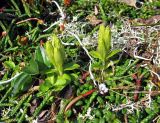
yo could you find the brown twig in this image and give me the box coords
[124,114,128,123]
[64,88,97,112]
[132,73,143,102]
[16,18,44,24]
[80,71,90,83]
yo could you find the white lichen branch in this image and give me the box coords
[89,60,97,86]
[43,21,61,32]
[133,47,152,61]
[67,30,94,62]
[0,72,23,85]
[146,83,153,108]
[43,0,65,32]
[52,0,65,19]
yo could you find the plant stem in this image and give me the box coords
[83,91,98,113]
[120,59,140,76]
[10,94,29,116]
[18,95,32,123]
[33,90,53,118]
[0,87,12,103]
[35,34,53,42]
[0,103,14,107]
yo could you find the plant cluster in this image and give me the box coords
[0,0,160,122]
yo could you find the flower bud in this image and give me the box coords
[45,41,56,66]
[54,47,64,75]
[97,25,111,62]
[45,34,65,75]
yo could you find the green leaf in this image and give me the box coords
[54,47,64,75]
[11,0,21,16]
[39,72,56,92]
[45,41,55,66]
[106,49,121,61]
[22,0,31,17]
[39,80,52,92]
[62,74,71,82]
[97,25,106,62]
[53,74,71,91]
[90,51,101,59]
[3,61,16,70]
[70,73,79,81]
[98,25,105,47]
[64,62,80,71]
[97,25,111,62]
[92,60,105,69]
[11,72,32,96]
[45,75,56,85]
[104,26,111,53]
[23,59,39,75]
[35,46,51,72]
[52,35,65,75]
[113,119,121,123]
[97,41,106,62]
[45,35,65,75]
[105,60,119,69]
[40,73,71,92]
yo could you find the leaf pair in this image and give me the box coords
[11,72,32,96]
[11,46,51,96]
[11,34,80,96]
[97,25,111,62]
[90,25,120,64]
[40,73,71,92]
[39,61,80,92]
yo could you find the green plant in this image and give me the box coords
[0,0,159,122]
[90,25,120,83]
[40,34,79,92]
[10,34,79,96]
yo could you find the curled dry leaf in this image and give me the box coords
[94,5,99,15]
[86,15,102,26]
[144,15,160,25]
[119,0,138,8]
[59,22,65,31]
[2,31,7,37]
[0,31,7,38]
[38,110,50,122]
[64,0,72,6]
[30,98,40,114]
[80,71,90,83]
[132,15,160,25]
[18,36,28,45]
[119,0,146,8]
[19,62,25,70]
[151,65,160,87]
[132,74,143,102]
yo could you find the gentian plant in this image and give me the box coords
[11,34,79,96]
[90,25,120,84]
[40,34,80,92]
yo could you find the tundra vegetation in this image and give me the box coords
[0,0,160,122]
